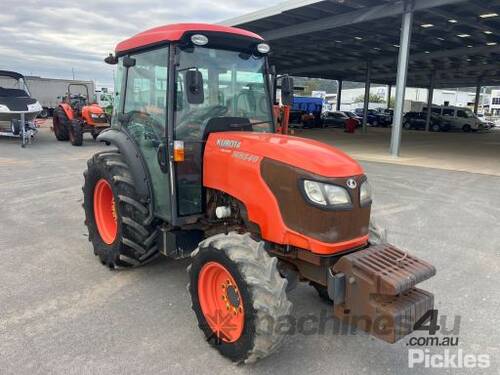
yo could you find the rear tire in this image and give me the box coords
[403,121,412,130]
[69,120,83,146]
[188,232,292,363]
[431,123,441,132]
[52,108,69,141]
[83,150,159,268]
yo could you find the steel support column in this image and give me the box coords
[336,80,343,111]
[390,1,414,156]
[473,81,481,114]
[362,64,371,133]
[387,85,392,108]
[425,73,434,132]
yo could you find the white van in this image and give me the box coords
[423,105,486,132]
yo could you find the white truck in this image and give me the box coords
[22,76,95,118]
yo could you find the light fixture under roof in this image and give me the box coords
[191,34,208,46]
[354,36,363,40]
[448,19,458,23]
[457,34,471,38]
[424,51,430,54]
[486,42,497,46]
[393,44,400,48]
[335,40,342,43]
[373,47,381,50]
[467,45,473,48]
[420,23,434,28]
[436,37,445,41]
[479,13,498,18]
[483,30,493,34]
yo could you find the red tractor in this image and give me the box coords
[52,84,109,146]
[83,23,436,363]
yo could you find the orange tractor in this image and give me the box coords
[83,23,436,363]
[53,84,109,146]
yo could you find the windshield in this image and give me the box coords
[0,76,30,97]
[464,109,475,118]
[174,46,273,140]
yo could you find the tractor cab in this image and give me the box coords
[104,24,281,223]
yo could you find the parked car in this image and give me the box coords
[339,110,363,124]
[403,112,449,132]
[476,113,495,129]
[354,108,391,127]
[321,111,353,128]
[423,105,486,132]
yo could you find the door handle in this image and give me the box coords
[157,142,169,173]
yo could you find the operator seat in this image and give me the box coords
[201,117,252,141]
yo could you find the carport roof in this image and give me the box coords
[221,0,500,88]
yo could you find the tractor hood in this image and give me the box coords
[208,131,363,178]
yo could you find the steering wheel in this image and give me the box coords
[175,105,228,139]
[123,110,164,143]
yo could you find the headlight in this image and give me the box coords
[0,104,9,112]
[303,180,351,207]
[360,180,372,204]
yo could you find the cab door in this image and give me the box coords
[118,47,172,221]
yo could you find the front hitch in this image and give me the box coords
[329,244,436,343]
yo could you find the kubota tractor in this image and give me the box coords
[83,23,436,363]
[53,84,109,146]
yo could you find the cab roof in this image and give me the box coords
[115,23,263,54]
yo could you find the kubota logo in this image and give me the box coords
[346,178,357,189]
[216,139,241,149]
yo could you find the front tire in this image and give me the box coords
[463,124,472,132]
[69,120,83,146]
[188,232,292,363]
[52,108,69,141]
[83,150,159,268]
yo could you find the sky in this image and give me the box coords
[0,0,281,89]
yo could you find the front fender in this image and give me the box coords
[97,128,151,202]
[59,103,74,120]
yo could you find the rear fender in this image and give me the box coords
[96,129,151,202]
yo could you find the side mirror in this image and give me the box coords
[185,70,204,105]
[104,53,118,65]
[281,76,294,106]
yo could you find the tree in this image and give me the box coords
[354,94,386,103]
[302,80,320,96]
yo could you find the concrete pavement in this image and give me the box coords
[0,125,499,374]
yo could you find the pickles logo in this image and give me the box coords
[216,139,241,149]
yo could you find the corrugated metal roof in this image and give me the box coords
[223,0,500,88]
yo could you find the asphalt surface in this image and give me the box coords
[0,125,499,374]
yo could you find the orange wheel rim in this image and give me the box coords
[198,262,245,343]
[93,179,117,244]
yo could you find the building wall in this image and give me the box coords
[490,90,500,115]
[337,86,490,111]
